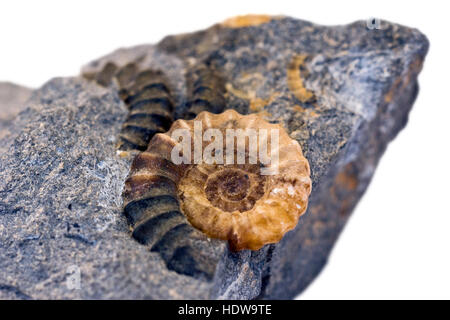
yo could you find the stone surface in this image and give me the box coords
[0,16,428,299]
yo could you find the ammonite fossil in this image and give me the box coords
[123,109,311,251]
[84,62,176,151]
[183,63,227,119]
[85,61,227,152]
[116,69,175,151]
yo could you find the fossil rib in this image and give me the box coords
[117,69,175,151]
[83,63,175,151]
[183,63,227,119]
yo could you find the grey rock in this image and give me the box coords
[0,16,428,299]
[0,78,212,299]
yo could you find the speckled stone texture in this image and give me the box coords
[0,16,428,299]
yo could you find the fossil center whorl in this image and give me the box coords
[209,169,250,201]
[204,167,266,212]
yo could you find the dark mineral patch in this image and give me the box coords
[0,15,428,299]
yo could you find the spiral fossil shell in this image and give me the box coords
[124,109,311,251]
[85,61,228,152]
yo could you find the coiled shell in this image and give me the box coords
[124,109,311,251]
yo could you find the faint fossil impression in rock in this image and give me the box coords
[287,54,316,104]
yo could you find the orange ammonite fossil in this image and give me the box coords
[123,109,311,251]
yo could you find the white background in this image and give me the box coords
[1,0,449,299]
